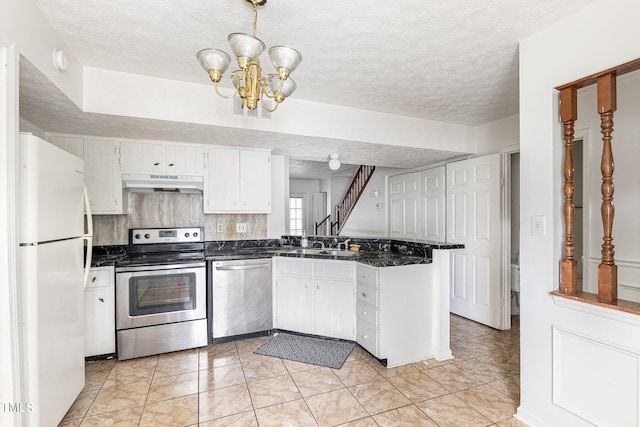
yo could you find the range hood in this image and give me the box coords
[122,173,204,193]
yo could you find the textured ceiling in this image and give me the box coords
[32,0,597,125]
[20,0,598,177]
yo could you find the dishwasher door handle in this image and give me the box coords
[215,264,271,271]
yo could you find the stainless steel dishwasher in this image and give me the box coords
[209,258,273,340]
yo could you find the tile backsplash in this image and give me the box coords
[92,192,267,245]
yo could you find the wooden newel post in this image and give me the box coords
[560,86,578,295]
[597,73,618,304]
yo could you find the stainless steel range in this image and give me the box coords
[115,227,208,360]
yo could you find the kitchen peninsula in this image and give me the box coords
[205,236,460,367]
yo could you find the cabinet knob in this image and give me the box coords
[98,297,104,302]
[362,292,367,298]
[363,274,368,278]
[362,311,367,316]
[154,162,160,166]
[92,276,97,282]
[168,163,174,167]
[363,334,368,340]
[316,285,320,290]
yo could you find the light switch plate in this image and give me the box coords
[531,215,546,237]
[236,223,247,233]
[216,223,223,233]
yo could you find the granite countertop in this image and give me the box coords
[91,253,127,267]
[90,245,128,267]
[206,246,432,267]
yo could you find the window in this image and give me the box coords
[289,197,303,235]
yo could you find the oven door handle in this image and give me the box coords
[215,263,271,271]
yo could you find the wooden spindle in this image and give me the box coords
[560,86,579,295]
[597,73,618,304]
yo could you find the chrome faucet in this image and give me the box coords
[312,240,325,249]
[337,239,351,250]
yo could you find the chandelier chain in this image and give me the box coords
[252,0,258,38]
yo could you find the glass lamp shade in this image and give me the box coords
[228,33,266,61]
[268,76,297,97]
[268,45,302,74]
[328,159,341,170]
[196,49,231,73]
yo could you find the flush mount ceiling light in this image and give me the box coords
[196,0,302,113]
[328,153,341,170]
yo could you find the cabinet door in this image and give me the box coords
[314,279,355,340]
[240,150,271,212]
[84,267,115,357]
[275,275,313,334]
[84,139,127,214]
[165,144,206,174]
[120,141,164,172]
[205,148,240,212]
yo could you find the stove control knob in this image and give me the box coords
[144,233,151,239]
[134,234,141,239]
[184,232,190,238]
[193,232,198,238]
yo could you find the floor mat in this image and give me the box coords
[254,333,356,369]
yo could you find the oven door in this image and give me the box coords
[116,263,206,330]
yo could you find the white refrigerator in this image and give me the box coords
[19,133,93,427]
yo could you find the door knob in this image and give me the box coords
[98,297,104,302]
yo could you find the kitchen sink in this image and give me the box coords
[287,248,356,257]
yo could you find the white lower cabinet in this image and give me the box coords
[84,266,116,357]
[356,262,435,368]
[274,274,314,334]
[273,257,355,341]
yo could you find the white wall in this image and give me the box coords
[340,168,395,237]
[475,114,519,155]
[518,0,640,425]
[267,154,287,239]
[575,74,640,301]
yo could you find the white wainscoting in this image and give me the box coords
[552,325,640,427]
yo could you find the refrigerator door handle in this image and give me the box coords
[83,185,93,289]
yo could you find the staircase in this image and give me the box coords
[333,165,376,235]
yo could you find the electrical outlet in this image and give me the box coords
[216,223,223,233]
[236,223,247,233]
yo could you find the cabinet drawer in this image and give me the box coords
[356,299,379,327]
[357,317,379,357]
[314,259,354,280]
[276,257,313,276]
[356,282,378,307]
[356,264,379,288]
[86,268,111,289]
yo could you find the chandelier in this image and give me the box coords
[196,0,302,112]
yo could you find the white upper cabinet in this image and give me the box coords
[120,141,205,174]
[164,144,206,174]
[84,139,128,214]
[50,135,127,215]
[205,147,271,213]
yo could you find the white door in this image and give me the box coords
[447,153,502,329]
[422,166,446,242]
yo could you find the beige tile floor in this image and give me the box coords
[59,315,527,427]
